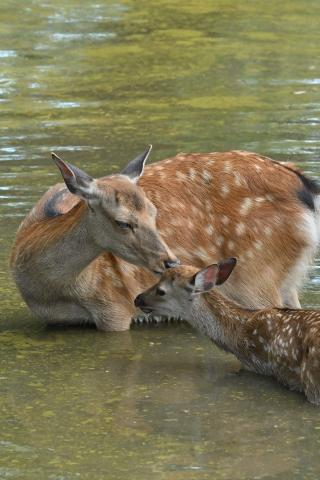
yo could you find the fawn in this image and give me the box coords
[11,148,320,330]
[135,258,320,405]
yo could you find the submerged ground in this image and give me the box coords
[1,0,320,478]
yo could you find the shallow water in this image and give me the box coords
[1,0,320,478]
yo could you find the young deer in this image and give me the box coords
[11,149,320,330]
[135,258,320,405]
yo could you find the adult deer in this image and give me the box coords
[11,148,320,330]
[135,259,320,405]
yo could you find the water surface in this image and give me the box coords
[1,1,320,478]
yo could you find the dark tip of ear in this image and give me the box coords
[51,152,63,163]
[121,145,153,179]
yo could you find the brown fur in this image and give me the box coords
[11,200,87,265]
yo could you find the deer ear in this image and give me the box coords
[191,258,237,293]
[191,264,219,294]
[121,145,152,183]
[52,153,95,200]
[216,257,237,285]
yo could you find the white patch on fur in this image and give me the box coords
[228,240,235,251]
[254,240,263,251]
[280,210,319,306]
[266,193,274,202]
[205,225,214,235]
[221,185,230,197]
[233,171,243,187]
[216,235,224,247]
[202,170,212,183]
[221,215,230,225]
[224,161,232,172]
[240,197,253,215]
[235,222,245,236]
[176,171,186,181]
[189,168,196,180]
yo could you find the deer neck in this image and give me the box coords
[190,291,252,353]
[17,202,105,283]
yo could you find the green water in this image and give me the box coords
[1,0,320,478]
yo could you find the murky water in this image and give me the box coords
[1,0,320,478]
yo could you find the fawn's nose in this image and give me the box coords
[134,294,146,308]
[164,258,180,269]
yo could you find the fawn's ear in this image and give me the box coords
[121,145,152,183]
[52,153,95,200]
[216,257,237,285]
[191,257,237,293]
[192,264,220,293]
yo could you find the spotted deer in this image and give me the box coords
[135,258,320,405]
[11,149,320,330]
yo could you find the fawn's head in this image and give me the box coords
[52,146,178,274]
[135,258,237,317]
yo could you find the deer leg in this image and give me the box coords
[92,303,136,332]
[301,342,320,405]
[31,301,92,326]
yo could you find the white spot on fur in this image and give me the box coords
[266,193,274,202]
[202,170,212,183]
[235,222,245,236]
[233,171,243,187]
[205,225,214,235]
[176,171,186,181]
[221,185,230,197]
[240,197,253,215]
[224,161,232,172]
[264,226,273,236]
[216,235,224,247]
[228,240,235,251]
[221,215,230,226]
[254,240,263,251]
[189,168,196,180]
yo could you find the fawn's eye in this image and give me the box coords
[156,288,166,296]
[115,220,132,230]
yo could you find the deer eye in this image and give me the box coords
[115,220,132,230]
[156,288,166,296]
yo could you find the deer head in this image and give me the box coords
[135,258,237,316]
[52,146,179,274]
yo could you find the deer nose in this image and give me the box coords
[164,258,180,269]
[134,294,146,308]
